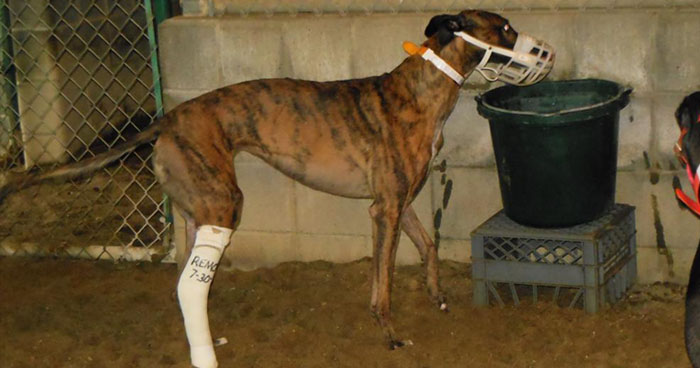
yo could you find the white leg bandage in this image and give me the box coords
[177,225,233,368]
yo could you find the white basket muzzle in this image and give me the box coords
[455,31,555,86]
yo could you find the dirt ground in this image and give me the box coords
[0,256,691,368]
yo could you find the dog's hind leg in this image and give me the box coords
[401,205,446,311]
[170,208,197,302]
[175,209,197,274]
[153,133,243,368]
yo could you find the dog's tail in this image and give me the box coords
[0,120,163,205]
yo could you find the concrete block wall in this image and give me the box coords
[159,6,700,283]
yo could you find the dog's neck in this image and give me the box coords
[423,36,483,85]
[388,37,482,116]
[379,37,483,164]
[393,38,480,98]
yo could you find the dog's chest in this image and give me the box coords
[427,92,459,163]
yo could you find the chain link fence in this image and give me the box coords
[0,0,173,261]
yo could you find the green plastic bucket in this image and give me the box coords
[476,79,632,227]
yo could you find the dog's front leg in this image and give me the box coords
[369,200,405,349]
[401,205,447,311]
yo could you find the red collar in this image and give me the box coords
[675,117,700,216]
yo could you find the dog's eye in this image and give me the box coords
[503,24,510,32]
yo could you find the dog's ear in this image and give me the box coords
[425,15,460,37]
[425,14,473,45]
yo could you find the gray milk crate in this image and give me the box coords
[470,204,636,313]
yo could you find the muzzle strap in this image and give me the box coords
[402,41,465,85]
[454,31,555,86]
[402,31,554,87]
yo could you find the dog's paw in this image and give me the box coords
[432,294,449,313]
[389,339,413,350]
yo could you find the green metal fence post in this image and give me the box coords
[0,0,17,162]
[152,0,172,25]
[145,0,173,227]
[145,0,166,119]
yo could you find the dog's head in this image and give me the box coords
[425,11,516,55]
[424,10,554,86]
[675,92,700,171]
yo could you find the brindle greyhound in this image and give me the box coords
[674,92,700,367]
[0,10,538,349]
